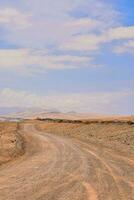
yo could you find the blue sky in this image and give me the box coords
[0,0,134,114]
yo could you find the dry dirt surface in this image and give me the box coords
[0,122,23,165]
[0,122,134,200]
[37,120,134,156]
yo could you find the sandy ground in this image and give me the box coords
[36,121,134,157]
[0,122,133,200]
[0,122,23,165]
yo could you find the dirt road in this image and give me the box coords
[0,123,133,200]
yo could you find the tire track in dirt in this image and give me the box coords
[0,123,133,200]
[74,139,134,199]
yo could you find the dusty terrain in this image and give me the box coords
[0,120,133,199]
[36,119,134,156]
[0,122,23,165]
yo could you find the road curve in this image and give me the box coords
[0,123,133,200]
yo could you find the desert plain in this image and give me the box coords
[0,116,134,200]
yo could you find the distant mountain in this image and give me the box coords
[0,107,50,117]
[67,111,77,114]
[0,107,101,120]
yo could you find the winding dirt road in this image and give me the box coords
[0,123,134,200]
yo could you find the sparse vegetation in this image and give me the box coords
[37,117,134,125]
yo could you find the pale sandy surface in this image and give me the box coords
[0,122,23,165]
[0,121,133,199]
[37,121,134,156]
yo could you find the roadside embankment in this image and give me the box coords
[0,122,24,165]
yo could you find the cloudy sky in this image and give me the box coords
[0,0,134,114]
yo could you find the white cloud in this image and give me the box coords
[0,0,120,49]
[0,49,92,74]
[1,26,134,75]
[24,0,119,25]
[113,40,134,54]
[0,88,133,114]
[0,1,133,76]
[0,8,31,29]
[65,18,101,32]
[107,26,134,40]
[61,26,134,52]
[60,34,104,51]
